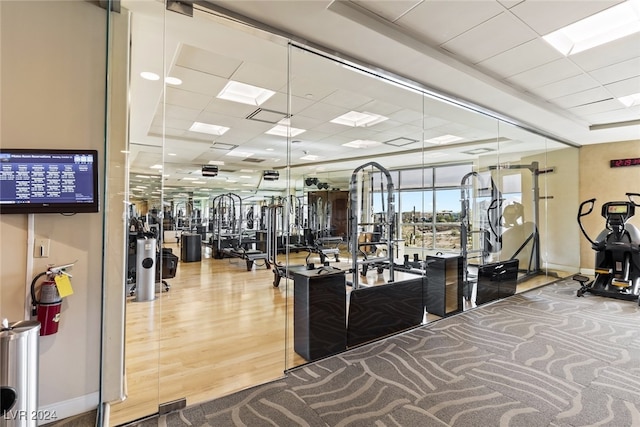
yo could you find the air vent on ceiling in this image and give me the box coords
[243,158,265,163]
[246,108,288,124]
[384,137,418,147]
[211,142,238,151]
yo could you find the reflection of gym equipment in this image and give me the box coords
[271,197,344,287]
[460,171,500,299]
[210,193,270,271]
[349,161,395,288]
[487,162,556,280]
[126,217,175,297]
[574,193,640,302]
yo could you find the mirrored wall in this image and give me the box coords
[106,2,579,425]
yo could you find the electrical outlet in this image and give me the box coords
[35,238,50,258]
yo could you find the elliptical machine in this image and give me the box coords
[574,193,640,302]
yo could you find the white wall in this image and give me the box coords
[0,0,106,418]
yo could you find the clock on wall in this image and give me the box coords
[610,158,640,168]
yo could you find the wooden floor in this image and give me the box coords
[108,243,567,426]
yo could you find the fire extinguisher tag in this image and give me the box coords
[54,274,74,298]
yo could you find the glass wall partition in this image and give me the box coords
[105,2,580,425]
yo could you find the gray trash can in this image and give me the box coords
[1,319,40,427]
[135,237,157,302]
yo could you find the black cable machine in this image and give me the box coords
[574,192,640,302]
[211,192,270,271]
[348,161,395,289]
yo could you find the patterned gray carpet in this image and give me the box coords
[132,279,640,427]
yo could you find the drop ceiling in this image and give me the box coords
[122,0,640,202]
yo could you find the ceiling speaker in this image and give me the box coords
[202,165,218,177]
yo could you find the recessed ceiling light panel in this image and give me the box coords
[425,134,464,145]
[330,111,389,127]
[189,122,230,136]
[618,92,640,107]
[225,150,254,158]
[266,124,306,137]
[342,139,380,148]
[217,80,275,106]
[543,0,640,56]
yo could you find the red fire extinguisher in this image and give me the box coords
[31,272,63,336]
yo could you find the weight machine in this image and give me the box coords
[349,162,395,289]
[486,161,556,280]
[459,171,501,298]
[210,193,270,270]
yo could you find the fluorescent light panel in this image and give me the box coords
[618,92,640,107]
[425,134,463,145]
[189,122,230,136]
[301,154,319,161]
[217,80,275,106]
[543,0,640,56]
[226,151,254,158]
[330,111,388,127]
[342,139,380,148]
[266,124,306,137]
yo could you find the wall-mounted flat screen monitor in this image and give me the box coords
[0,149,99,214]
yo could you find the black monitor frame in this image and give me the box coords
[0,148,100,214]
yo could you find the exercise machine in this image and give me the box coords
[210,193,270,271]
[349,161,395,289]
[574,192,640,301]
[459,171,501,299]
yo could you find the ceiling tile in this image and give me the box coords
[395,0,505,45]
[478,38,563,78]
[550,87,613,109]
[163,104,201,122]
[441,12,538,64]
[498,0,525,8]
[568,98,626,116]
[175,44,242,79]
[590,57,640,86]
[203,98,255,118]
[569,33,640,71]
[168,66,229,97]
[350,0,422,22]
[604,76,640,98]
[320,89,373,109]
[584,107,640,124]
[507,58,583,90]
[509,0,623,35]
[165,87,212,111]
[230,62,288,92]
[533,73,600,100]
